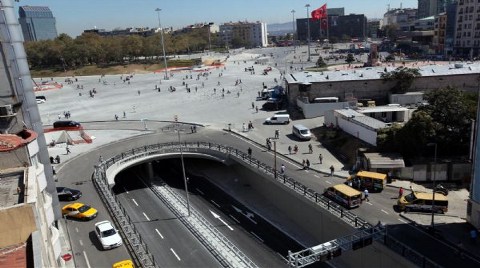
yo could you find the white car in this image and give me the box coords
[94,220,123,250]
[36,99,45,104]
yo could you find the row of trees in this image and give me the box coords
[25,28,220,70]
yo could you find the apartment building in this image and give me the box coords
[219,21,268,48]
[453,0,480,58]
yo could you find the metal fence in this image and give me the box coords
[93,141,441,268]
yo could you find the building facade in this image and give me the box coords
[418,0,455,19]
[433,13,447,54]
[382,8,418,31]
[18,6,58,41]
[219,21,267,48]
[1,1,61,267]
[297,14,367,42]
[453,0,480,58]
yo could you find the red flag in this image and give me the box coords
[311,4,327,21]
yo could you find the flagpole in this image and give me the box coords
[306,4,311,62]
[326,12,329,42]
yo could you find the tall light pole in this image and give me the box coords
[207,22,214,52]
[427,142,437,230]
[273,141,277,179]
[155,8,169,80]
[305,4,311,62]
[177,124,191,217]
[291,9,296,48]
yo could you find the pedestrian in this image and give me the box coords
[275,129,279,139]
[66,146,71,155]
[293,145,298,154]
[364,189,369,202]
[251,102,255,109]
[319,153,323,164]
[280,164,286,175]
[398,187,404,198]
[115,114,119,121]
[247,147,252,158]
[52,166,56,175]
[288,145,292,154]
[255,106,259,113]
[329,165,334,176]
[306,159,310,170]
[302,159,306,170]
[308,143,313,154]
[123,111,126,118]
[55,155,61,164]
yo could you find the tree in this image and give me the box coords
[316,56,327,68]
[345,53,355,66]
[381,67,421,93]
[377,87,476,158]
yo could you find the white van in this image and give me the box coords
[292,124,312,140]
[265,114,290,125]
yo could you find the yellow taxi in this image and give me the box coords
[62,202,98,220]
[112,259,134,268]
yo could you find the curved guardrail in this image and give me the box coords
[93,141,440,268]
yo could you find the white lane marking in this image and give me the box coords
[132,199,139,206]
[143,212,150,221]
[155,229,164,239]
[251,232,264,243]
[196,188,205,195]
[398,218,407,223]
[210,210,234,231]
[381,209,389,215]
[229,215,240,224]
[314,175,320,178]
[211,200,221,208]
[325,180,332,184]
[365,202,373,205]
[75,227,79,233]
[123,186,129,194]
[170,248,181,261]
[83,251,92,268]
[79,240,83,246]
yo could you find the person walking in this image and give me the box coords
[306,159,310,170]
[329,165,335,176]
[302,159,306,170]
[398,187,404,198]
[251,102,255,109]
[247,147,252,158]
[66,146,71,155]
[275,129,279,139]
[364,189,370,202]
[293,145,298,154]
[308,143,313,154]
[280,164,286,175]
[319,153,323,164]
[255,106,259,113]
[288,146,292,154]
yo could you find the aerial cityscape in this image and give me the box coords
[1,0,480,268]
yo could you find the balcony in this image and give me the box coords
[0,130,37,152]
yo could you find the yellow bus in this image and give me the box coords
[397,191,448,214]
[324,184,362,209]
[346,171,387,192]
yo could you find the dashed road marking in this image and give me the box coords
[75,227,79,233]
[211,200,221,208]
[325,180,332,184]
[143,212,150,221]
[155,228,164,239]
[398,218,407,223]
[314,175,320,178]
[170,248,181,261]
[251,232,264,243]
[196,188,205,195]
[229,215,240,224]
[381,209,389,215]
[83,251,92,268]
[132,199,139,206]
[79,240,83,246]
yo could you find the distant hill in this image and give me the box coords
[267,22,294,36]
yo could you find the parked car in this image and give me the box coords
[62,203,98,220]
[56,187,82,201]
[95,220,123,250]
[53,120,81,128]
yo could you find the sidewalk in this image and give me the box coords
[230,127,480,262]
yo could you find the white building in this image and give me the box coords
[219,21,268,48]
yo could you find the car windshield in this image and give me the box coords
[78,205,91,213]
[300,129,309,134]
[102,228,116,237]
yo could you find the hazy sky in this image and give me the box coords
[15,0,417,37]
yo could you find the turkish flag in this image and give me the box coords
[311,4,327,21]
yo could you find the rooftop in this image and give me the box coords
[286,62,480,84]
[0,169,25,208]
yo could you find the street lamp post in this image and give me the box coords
[155,8,169,80]
[427,142,437,230]
[273,141,277,179]
[291,10,296,49]
[305,4,311,62]
[177,124,191,216]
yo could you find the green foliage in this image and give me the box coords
[345,53,355,65]
[377,87,477,158]
[381,67,421,93]
[316,56,327,68]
